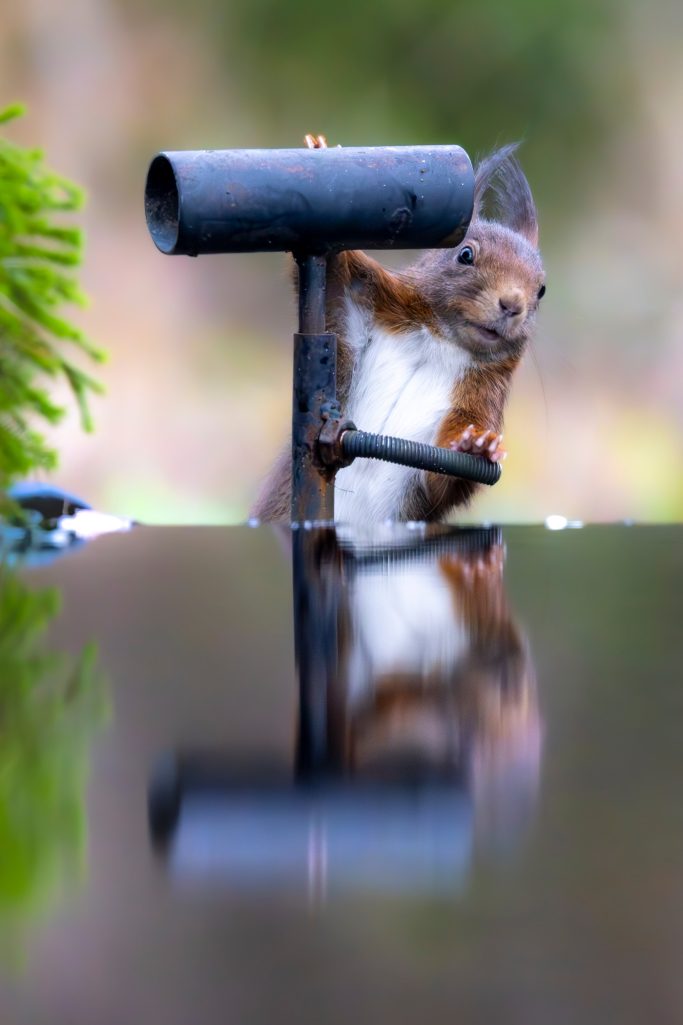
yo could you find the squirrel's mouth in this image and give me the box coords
[466,322,501,343]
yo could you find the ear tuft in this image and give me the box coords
[473,144,538,247]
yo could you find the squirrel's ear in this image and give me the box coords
[472,144,539,247]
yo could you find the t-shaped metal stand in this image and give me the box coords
[145,144,502,522]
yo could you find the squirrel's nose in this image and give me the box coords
[499,291,525,318]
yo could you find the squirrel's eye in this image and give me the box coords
[538,284,546,300]
[457,245,475,266]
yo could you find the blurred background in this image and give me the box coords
[1,0,681,524]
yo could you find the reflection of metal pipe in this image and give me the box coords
[148,757,472,895]
[293,529,341,778]
[337,525,504,569]
[145,146,473,256]
[147,526,539,894]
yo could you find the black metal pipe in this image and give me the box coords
[145,146,474,256]
[291,255,336,522]
[297,253,327,334]
[341,430,502,486]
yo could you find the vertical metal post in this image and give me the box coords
[291,253,336,523]
[297,252,327,335]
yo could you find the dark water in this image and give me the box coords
[1,523,682,1024]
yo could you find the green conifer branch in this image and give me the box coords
[0,104,106,512]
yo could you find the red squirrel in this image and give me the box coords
[253,136,545,523]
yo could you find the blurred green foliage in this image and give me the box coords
[167,0,631,216]
[0,564,107,962]
[0,105,104,511]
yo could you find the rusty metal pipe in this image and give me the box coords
[291,253,336,522]
[145,146,474,256]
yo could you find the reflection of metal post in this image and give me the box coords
[147,526,540,893]
[291,255,336,523]
[292,529,341,778]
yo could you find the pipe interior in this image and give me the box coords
[144,155,180,254]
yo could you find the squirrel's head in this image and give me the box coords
[415,145,545,361]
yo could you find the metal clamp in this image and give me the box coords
[318,403,357,471]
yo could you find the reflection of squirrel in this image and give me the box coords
[253,136,545,523]
[329,534,541,848]
[336,541,537,773]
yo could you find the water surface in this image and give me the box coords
[1,524,681,1024]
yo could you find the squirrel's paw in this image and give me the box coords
[442,541,506,585]
[449,425,507,463]
[304,133,328,149]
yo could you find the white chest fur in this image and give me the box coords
[334,301,470,522]
[345,561,469,707]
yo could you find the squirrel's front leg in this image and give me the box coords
[423,415,507,518]
[449,424,506,464]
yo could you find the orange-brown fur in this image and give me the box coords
[427,358,520,513]
[329,538,537,782]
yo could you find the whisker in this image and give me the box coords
[528,339,548,437]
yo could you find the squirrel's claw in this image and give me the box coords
[304,133,328,149]
[450,426,507,463]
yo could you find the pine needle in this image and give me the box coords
[0,105,104,500]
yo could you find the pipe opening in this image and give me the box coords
[145,155,180,254]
